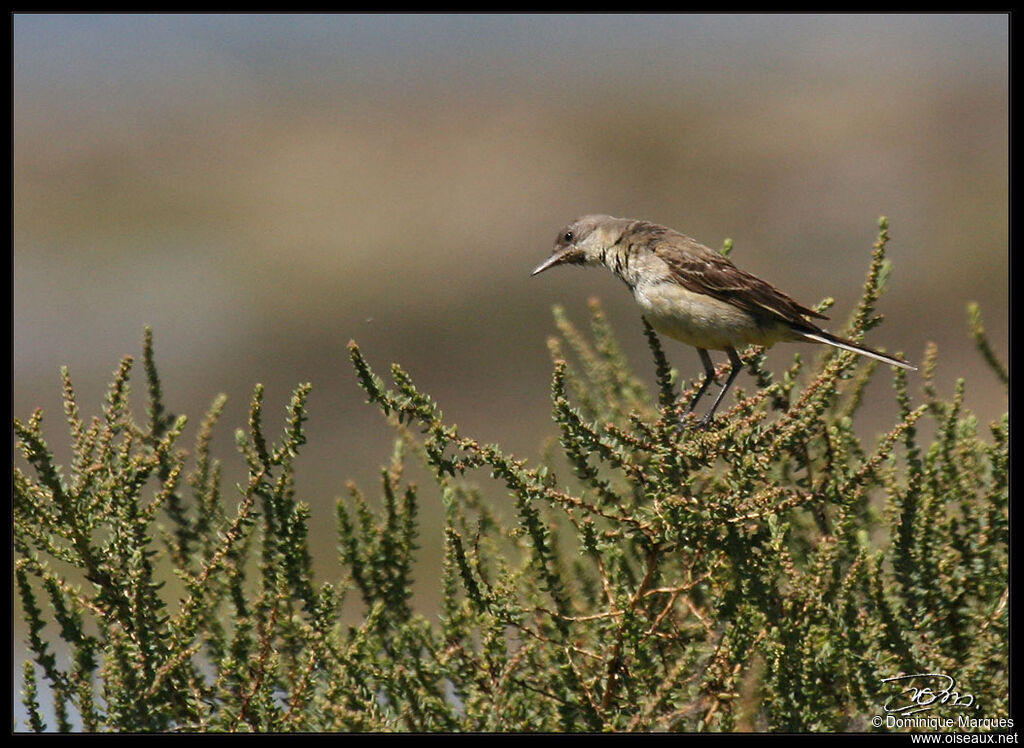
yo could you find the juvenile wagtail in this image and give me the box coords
[532,215,915,427]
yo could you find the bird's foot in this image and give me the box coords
[676,411,715,434]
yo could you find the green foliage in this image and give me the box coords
[15,222,1008,732]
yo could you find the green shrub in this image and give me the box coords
[14,221,1008,732]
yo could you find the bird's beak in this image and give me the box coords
[531,249,571,277]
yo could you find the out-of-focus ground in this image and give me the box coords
[14,15,1007,624]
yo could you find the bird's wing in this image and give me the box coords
[655,238,829,325]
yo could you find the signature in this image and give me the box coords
[880,673,977,716]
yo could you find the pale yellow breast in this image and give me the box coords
[632,279,791,351]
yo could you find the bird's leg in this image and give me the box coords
[693,347,743,429]
[685,349,718,414]
[677,349,717,430]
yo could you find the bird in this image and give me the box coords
[532,215,915,428]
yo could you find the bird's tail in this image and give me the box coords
[799,329,916,371]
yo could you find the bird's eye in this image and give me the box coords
[563,231,574,243]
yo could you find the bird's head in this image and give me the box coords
[531,215,631,276]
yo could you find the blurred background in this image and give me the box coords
[14,14,1007,630]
